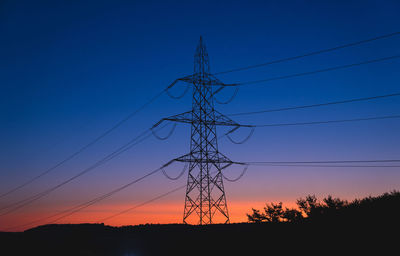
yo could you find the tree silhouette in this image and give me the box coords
[296,195,319,218]
[263,202,284,222]
[247,202,303,223]
[246,208,266,223]
[247,191,399,223]
[282,208,303,222]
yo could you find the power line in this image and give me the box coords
[222,115,399,140]
[98,185,186,223]
[0,88,167,199]
[162,163,188,180]
[249,114,400,128]
[1,162,175,231]
[47,164,170,224]
[227,92,400,116]
[222,165,249,182]
[0,128,151,214]
[235,55,400,86]
[247,164,400,168]
[0,126,156,216]
[220,162,400,184]
[214,31,400,75]
[243,159,400,165]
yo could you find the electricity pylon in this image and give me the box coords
[153,37,248,224]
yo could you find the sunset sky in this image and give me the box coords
[1,0,400,231]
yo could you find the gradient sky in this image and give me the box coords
[1,0,400,231]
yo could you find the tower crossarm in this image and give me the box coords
[176,73,238,87]
[152,110,253,129]
[173,152,243,170]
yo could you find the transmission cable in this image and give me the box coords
[233,55,400,86]
[248,114,400,128]
[243,159,400,165]
[215,87,239,104]
[227,92,400,117]
[221,161,400,182]
[245,164,400,168]
[151,123,177,140]
[222,164,249,182]
[221,115,400,145]
[0,88,167,199]
[0,124,169,216]
[2,161,175,231]
[161,163,188,180]
[166,82,190,99]
[226,127,255,144]
[214,31,400,75]
[0,128,151,214]
[98,185,186,223]
[47,163,173,224]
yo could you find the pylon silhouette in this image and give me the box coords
[153,37,248,224]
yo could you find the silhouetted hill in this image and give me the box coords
[1,191,399,255]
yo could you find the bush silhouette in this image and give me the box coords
[247,190,399,223]
[247,202,303,222]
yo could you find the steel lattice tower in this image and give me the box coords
[182,37,229,224]
[154,37,245,224]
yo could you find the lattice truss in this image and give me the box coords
[153,37,249,224]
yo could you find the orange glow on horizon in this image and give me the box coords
[2,200,298,232]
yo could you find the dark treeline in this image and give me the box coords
[1,191,398,255]
[247,190,400,224]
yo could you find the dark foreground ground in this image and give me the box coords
[0,219,398,256]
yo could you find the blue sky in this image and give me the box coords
[1,0,399,228]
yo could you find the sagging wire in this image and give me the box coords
[222,164,249,182]
[166,79,190,99]
[162,162,188,180]
[215,86,239,104]
[2,160,176,231]
[226,126,255,144]
[151,122,177,140]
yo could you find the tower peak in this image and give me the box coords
[194,36,210,74]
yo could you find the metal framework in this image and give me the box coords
[154,37,247,224]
